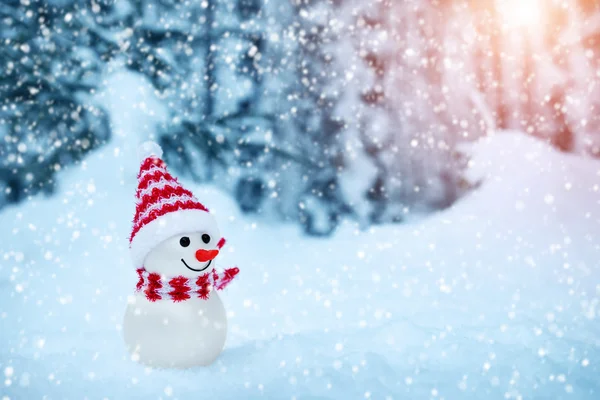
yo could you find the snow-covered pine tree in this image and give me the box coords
[325,0,395,225]
[0,0,111,208]
[274,0,348,235]
[100,0,284,215]
[328,0,475,225]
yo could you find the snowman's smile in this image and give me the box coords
[181,258,212,272]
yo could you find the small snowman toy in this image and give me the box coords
[123,142,239,368]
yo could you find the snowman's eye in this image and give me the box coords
[201,234,211,244]
[179,237,191,247]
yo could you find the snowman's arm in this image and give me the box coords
[211,267,239,290]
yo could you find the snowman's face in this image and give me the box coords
[144,227,222,277]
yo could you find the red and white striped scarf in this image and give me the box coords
[135,267,239,302]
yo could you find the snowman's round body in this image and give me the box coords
[123,289,227,368]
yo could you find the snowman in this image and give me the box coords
[123,142,239,368]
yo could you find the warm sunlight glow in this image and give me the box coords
[499,0,545,29]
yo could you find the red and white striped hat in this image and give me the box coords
[129,142,217,268]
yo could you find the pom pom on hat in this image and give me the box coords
[138,141,163,163]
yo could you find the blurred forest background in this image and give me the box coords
[1,0,599,235]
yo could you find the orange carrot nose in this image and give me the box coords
[195,249,219,262]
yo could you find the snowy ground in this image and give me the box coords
[1,72,600,399]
